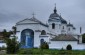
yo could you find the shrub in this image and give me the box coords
[5,37,20,54]
[66,45,72,50]
[40,42,49,49]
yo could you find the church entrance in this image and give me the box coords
[21,29,34,48]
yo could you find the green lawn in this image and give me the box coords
[0,48,85,55]
[17,48,85,55]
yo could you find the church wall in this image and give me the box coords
[61,24,67,34]
[49,41,85,50]
[79,35,82,43]
[15,24,40,45]
[39,35,50,43]
[16,32,21,42]
[34,24,49,48]
[67,26,73,34]
[34,31,41,48]
[16,23,49,48]
[48,21,61,35]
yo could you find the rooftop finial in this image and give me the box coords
[32,12,35,18]
[80,27,82,34]
[54,3,57,13]
[69,20,70,24]
[55,3,56,8]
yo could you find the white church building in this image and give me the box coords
[1,6,85,50]
[15,6,85,50]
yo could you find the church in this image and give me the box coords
[15,6,85,50]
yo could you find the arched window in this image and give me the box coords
[68,28,70,31]
[41,30,46,35]
[52,23,55,29]
[40,39,44,44]
[66,44,72,50]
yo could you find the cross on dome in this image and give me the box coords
[54,3,57,13]
[32,12,35,18]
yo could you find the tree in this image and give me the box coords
[12,26,17,35]
[2,29,12,38]
[2,28,19,54]
[82,33,85,43]
[5,37,20,54]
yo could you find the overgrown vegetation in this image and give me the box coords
[17,48,85,55]
[5,37,20,54]
[40,42,49,49]
[0,26,20,54]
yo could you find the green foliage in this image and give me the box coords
[5,37,20,54]
[17,48,85,55]
[1,27,18,54]
[66,45,72,50]
[82,33,85,43]
[18,49,33,54]
[2,29,12,38]
[12,26,17,35]
[40,42,49,49]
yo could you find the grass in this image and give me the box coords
[0,48,85,55]
[17,48,85,55]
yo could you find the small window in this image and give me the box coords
[52,23,55,29]
[68,28,70,31]
[41,30,46,35]
[40,39,44,44]
[63,26,64,29]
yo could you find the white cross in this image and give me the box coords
[32,12,35,17]
[55,3,56,7]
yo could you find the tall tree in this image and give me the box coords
[82,33,85,43]
[12,26,17,36]
[5,37,20,54]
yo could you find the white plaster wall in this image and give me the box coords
[79,35,82,43]
[67,26,72,34]
[61,24,67,34]
[49,41,85,50]
[15,23,48,48]
[16,32,21,42]
[48,21,61,35]
[39,35,50,43]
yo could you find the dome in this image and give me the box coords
[60,16,67,24]
[61,20,67,24]
[48,6,67,24]
[49,6,60,18]
[49,13,60,18]
[67,23,73,27]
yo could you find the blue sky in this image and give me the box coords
[0,0,85,34]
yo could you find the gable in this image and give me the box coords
[16,18,39,25]
[16,18,48,27]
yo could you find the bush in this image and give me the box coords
[40,42,49,49]
[5,37,20,54]
[66,45,72,50]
